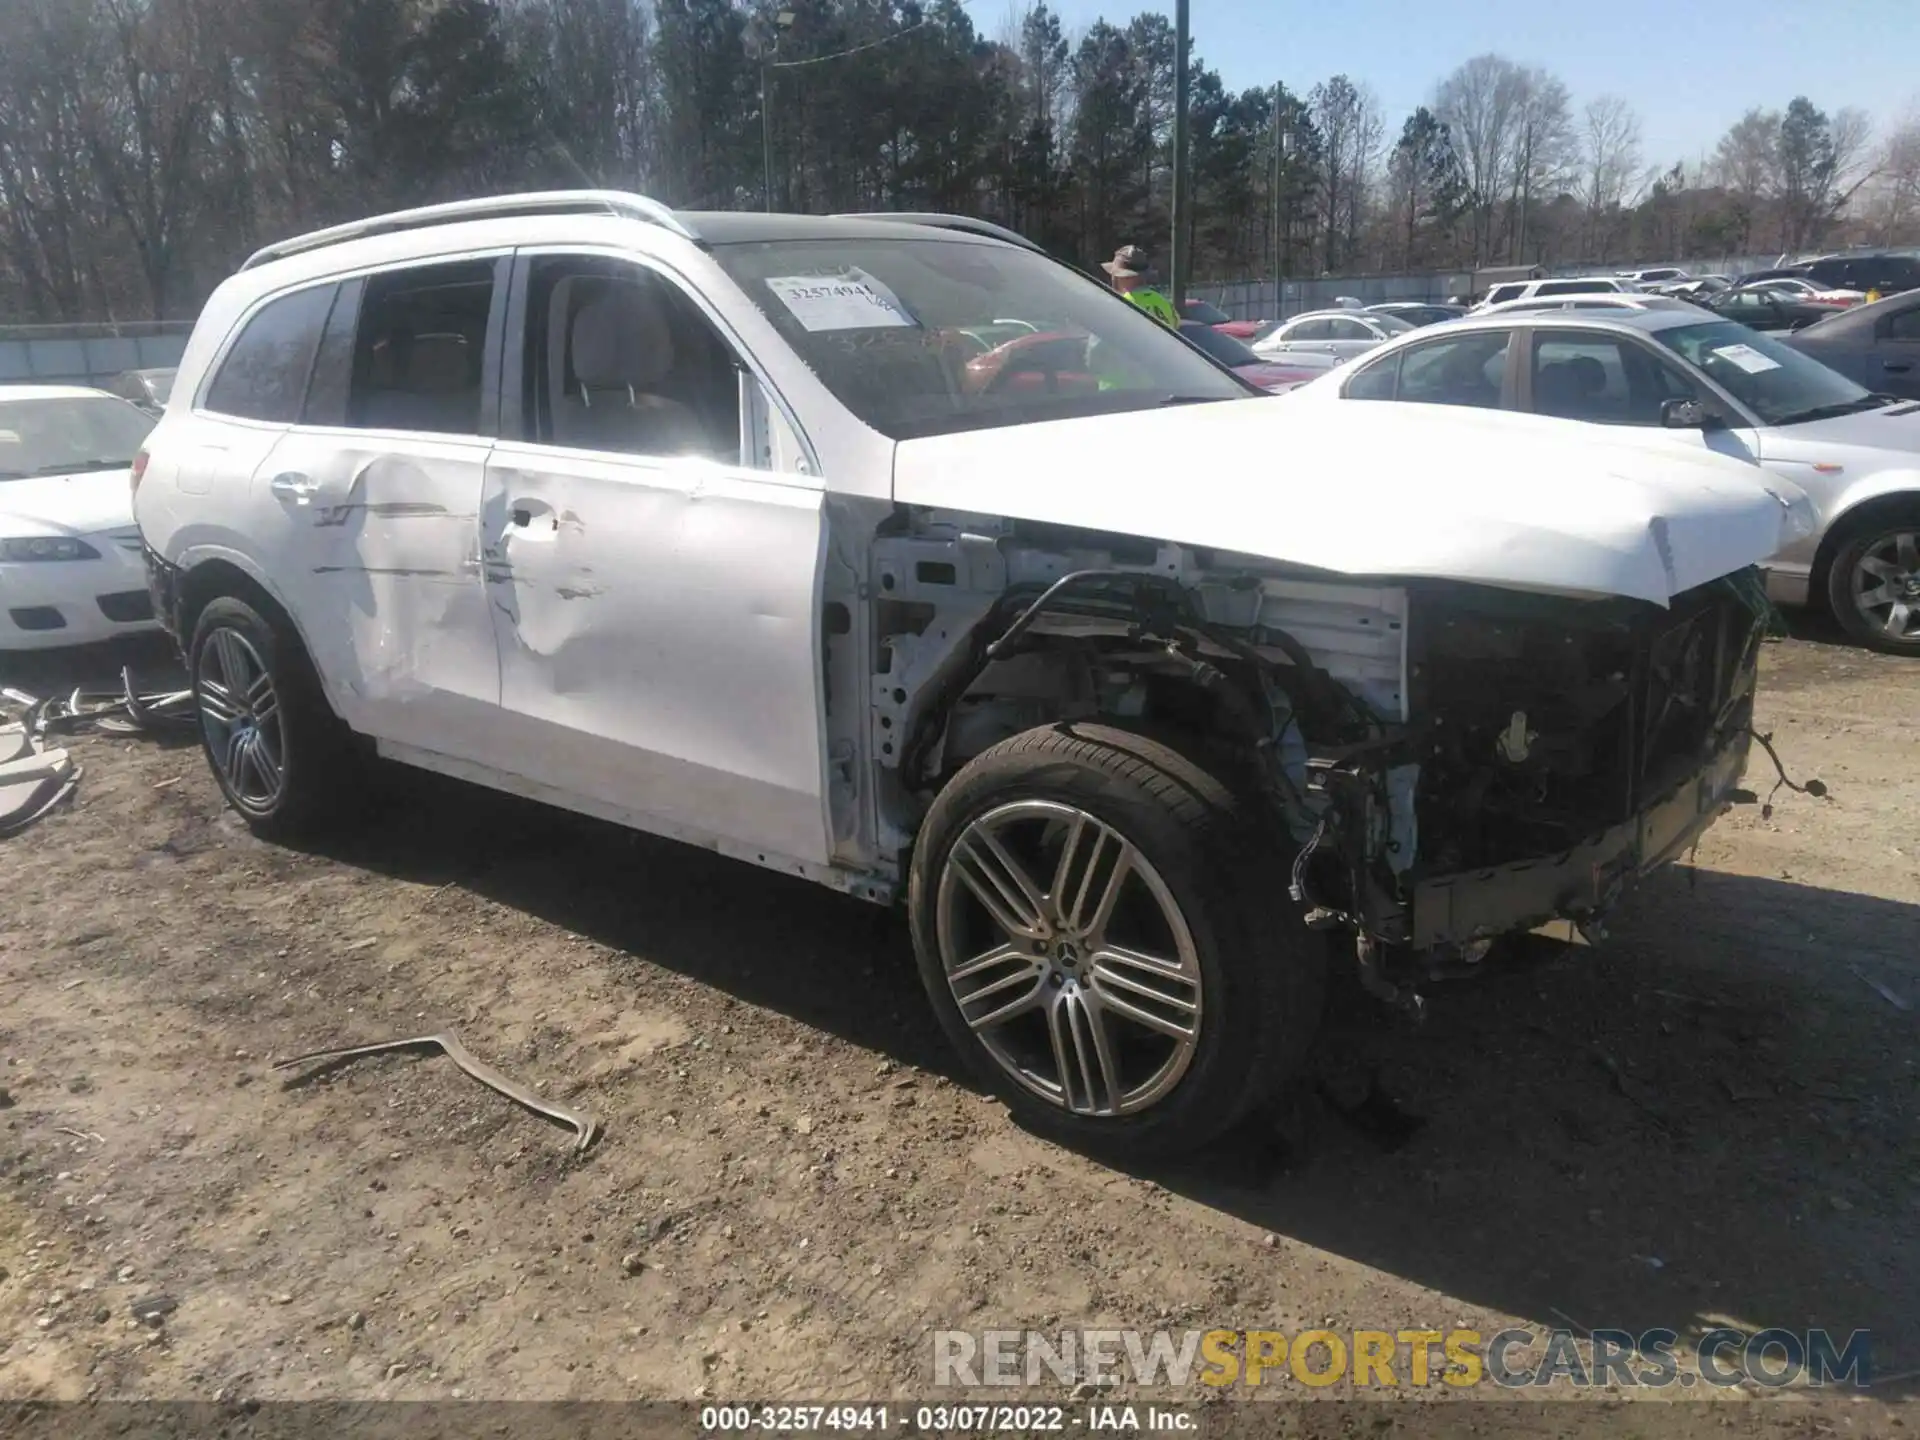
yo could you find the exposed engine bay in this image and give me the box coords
[853,511,1769,1007]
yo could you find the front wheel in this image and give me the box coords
[1826,509,1920,656]
[907,724,1325,1157]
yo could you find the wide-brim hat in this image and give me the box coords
[1102,245,1149,278]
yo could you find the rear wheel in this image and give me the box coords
[188,595,361,838]
[1826,507,1920,656]
[908,724,1326,1157]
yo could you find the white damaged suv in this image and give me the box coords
[135,193,1810,1156]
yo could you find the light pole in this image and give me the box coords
[760,10,795,213]
[1169,0,1190,307]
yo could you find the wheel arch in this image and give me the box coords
[1808,479,1920,610]
[175,551,346,721]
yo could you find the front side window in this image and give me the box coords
[346,261,496,435]
[1650,320,1882,426]
[515,255,743,461]
[0,395,156,480]
[1286,318,1332,341]
[1528,332,1697,424]
[203,284,335,423]
[1486,284,1525,305]
[713,236,1247,439]
[1329,317,1375,342]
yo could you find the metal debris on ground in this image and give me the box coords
[1848,964,1913,1013]
[272,1032,602,1153]
[0,668,196,840]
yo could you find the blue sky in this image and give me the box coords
[1019,0,1917,166]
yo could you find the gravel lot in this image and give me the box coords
[1,621,1914,1416]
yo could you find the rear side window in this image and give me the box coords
[347,261,497,435]
[203,284,335,422]
[1398,332,1510,407]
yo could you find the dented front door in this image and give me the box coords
[477,445,833,866]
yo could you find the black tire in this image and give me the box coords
[907,722,1327,1158]
[1824,504,1920,656]
[187,594,362,839]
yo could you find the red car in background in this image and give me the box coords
[1180,297,1264,339]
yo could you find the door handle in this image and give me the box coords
[269,471,319,505]
[1885,361,1913,373]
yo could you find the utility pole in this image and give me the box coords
[1270,83,1284,317]
[1169,0,1190,307]
[760,10,796,213]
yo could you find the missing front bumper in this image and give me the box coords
[1406,726,1752,949]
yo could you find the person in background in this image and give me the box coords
[1101,245,1177,327]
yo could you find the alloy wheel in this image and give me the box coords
[196,627,286,811]
[1849,530,1920,643]
[933,800,1203,1118]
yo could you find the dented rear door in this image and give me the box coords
[255,259,512,766]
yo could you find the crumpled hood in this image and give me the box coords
[0,468,136,539]
[892,399,1806,605]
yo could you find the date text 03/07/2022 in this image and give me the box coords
[698,1403,1199,1432]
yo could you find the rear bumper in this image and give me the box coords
[1763,563,1811,609]
[144,543,182,642]
[1408,724,1751,948]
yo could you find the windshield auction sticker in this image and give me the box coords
[765,269,917,331]
[1710,342,1781,374]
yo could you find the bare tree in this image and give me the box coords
[1433,53,1526,264]
[1860,101,1920,243]
[1504,67,1573,262]
[1579,95,1641,256]
[1308,74,1381,272]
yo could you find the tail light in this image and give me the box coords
[130,448,150,499]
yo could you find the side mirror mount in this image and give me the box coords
[1660,397,1712,430]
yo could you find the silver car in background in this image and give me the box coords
[1251,307,1413,362]
[1287,307,1920,654]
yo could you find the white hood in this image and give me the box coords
[892,400,1806,605]
[0,467,136,538]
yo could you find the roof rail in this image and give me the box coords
[239,190,698,272]
[833,212,1051,257]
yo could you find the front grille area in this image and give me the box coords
[97,590,155,623]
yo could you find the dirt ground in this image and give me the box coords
[0,618,1915,1417]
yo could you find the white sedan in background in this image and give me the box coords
[1286,308,1920,653]
[0,385,161,649]
[1250,308,1413,361]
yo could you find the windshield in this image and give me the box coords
[1178,322,1259,367]
[0,395,156,480]
[1182,299,1232,325]
[1651,320,1881,426]
[713,237,1250,439]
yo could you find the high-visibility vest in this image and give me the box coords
[1125,287,1178,327]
